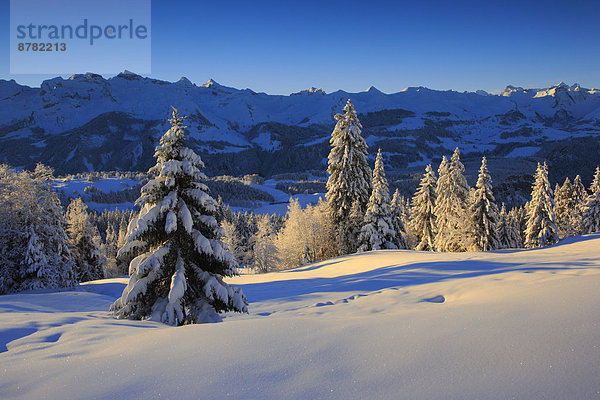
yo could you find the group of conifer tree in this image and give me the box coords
[220,100,600,274]
[2,102,599,326]
[324,100,600,255]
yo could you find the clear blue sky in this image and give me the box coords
[1,0,599,94]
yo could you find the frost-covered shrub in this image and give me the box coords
[0,164,75,294]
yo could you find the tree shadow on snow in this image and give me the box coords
[241,258,598,303]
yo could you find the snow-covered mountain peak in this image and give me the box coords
[203,78,219,88]
[116,70,142,80]
[2,74,600,176]
[292,87,326,96]
[365,86,383,94]
[177,77,194,86]
[68,73,104,82]
[531,82,591,105]
[501,85,528,96]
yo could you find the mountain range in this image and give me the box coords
[1,71,599,203]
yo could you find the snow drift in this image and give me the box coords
[1,234,600,399]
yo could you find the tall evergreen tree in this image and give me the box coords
[470,157,500,251]
[496,204,509,249]
[390,189,407,236]
[581,166,600,233]
[347,199,364,253]
[525,162,558,248]
[66,197,107,282]
[410,164,437,251]
[435,149,471,252]
[507,207,524,248]
[358,149,403,251]
[571,175,588,234]
[111,108,247,325]
[554,177,574,236]
[325,99,372,254]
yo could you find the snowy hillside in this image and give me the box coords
[1,73,600,186]
[2,234,600,399]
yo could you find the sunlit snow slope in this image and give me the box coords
[1,234,600,399]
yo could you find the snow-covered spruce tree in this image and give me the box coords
[581,166,600,233]
[110,108,247,325]
[410,164,437,251]
[469,157,500,251]
[326,99,372,255]
[496,204,509,249]
[506,207,524,248]
[498,204,523,249]
[66,197,107,282]
[104,222,118,259]
[554,177,574,236]
[347,199,364,252]
[112,214,133,276]
[390,189,408,248]
[434,149,471,252]
[433,156,450,251]
[358,149,402,251]
[571,174,588,234]
[525,162,559,248]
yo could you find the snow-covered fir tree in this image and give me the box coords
[110,108,247,325]
[469,157,500,251]
[434,149,471,252]
[554,177,574,236]
[497,204,523,249]
[525,162,558,248]
[0,164,75,294]
[325,99,372,255]
[506,207,524,248]
[104,222,118,260]
[571,174,588,234]
[390,189,408,244]
[112,215,133,276]
[358,149,403,251]
[433,156,450,250]
[496,204,509,249]
[410,164,437,251]
[581,166,600,233]
[347,199,364,252]
[66,197,107,282]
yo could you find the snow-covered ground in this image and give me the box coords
[2,234,600,399]
[53,177,140,196]
[231,179,325,215]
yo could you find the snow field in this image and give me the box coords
[1,234,600,399]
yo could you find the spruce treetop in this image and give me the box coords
[325,99,371,254]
